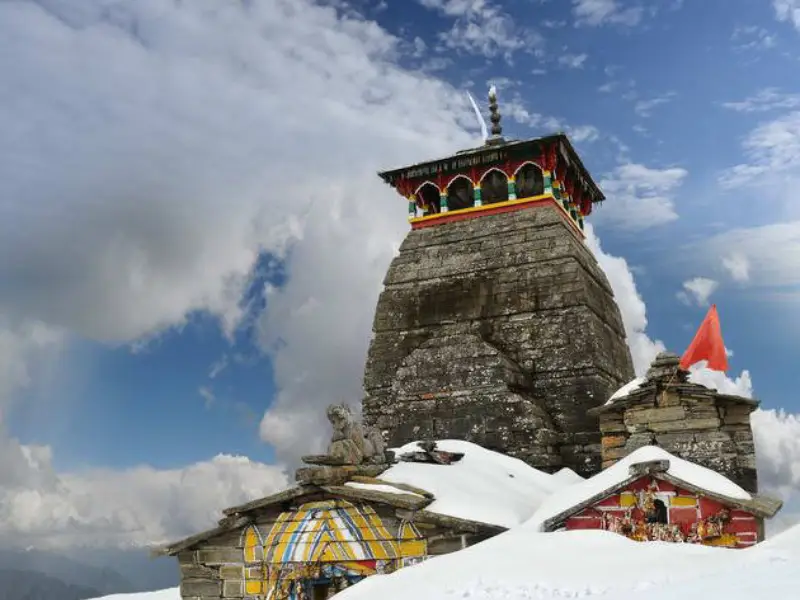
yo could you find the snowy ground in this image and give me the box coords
[95,525,800,600]
[97,441,798,600]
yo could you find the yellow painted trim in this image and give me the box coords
[409,193,554,224]
[670,496,698,507]
[619,492,637,507]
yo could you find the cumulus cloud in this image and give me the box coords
[0,0,475,547]
[752,409,800,533]
[593,163,687,231]
[774,0,800,30]
[585,225,665,375]
[677,277,719,306]
[0,452,288,550]
[753,409,800,499]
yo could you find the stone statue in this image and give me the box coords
[325,403,386,465]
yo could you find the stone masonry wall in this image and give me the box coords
[596,352,759,493]
[362,203,635,477]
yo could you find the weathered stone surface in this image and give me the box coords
[597,351,761,493]
[623,406,686,425]
[362,206,634,476]
[601,434,627,450]
[181,578,221,597]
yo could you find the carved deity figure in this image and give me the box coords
[326,403,386,465]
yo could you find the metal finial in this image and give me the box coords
[487,85,503,143]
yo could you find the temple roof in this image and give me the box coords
[152,440,578,557]
[591,351,760,415]
[377,132,605,203]
[530,446,783,532]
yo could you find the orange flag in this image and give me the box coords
[679,304,728,372]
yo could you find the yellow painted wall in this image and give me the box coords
[240,499,427,598]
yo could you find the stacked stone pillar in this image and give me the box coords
[590,352,759,493]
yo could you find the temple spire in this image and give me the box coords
[487,85,504,145]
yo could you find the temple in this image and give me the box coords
[362,87,635,477]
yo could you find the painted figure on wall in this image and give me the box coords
[568,477,757,548]
[241,499,427,600]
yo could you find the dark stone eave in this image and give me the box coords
[377,132,605,202]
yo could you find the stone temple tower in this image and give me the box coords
[362,89,635,477]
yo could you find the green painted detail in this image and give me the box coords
[440,194,449,211]
[508,180,517,200]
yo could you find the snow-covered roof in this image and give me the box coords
[155,440,582,556]
[605,376,645,404]
[528,446,781,530]
[379,440,580,529]
[604,355,755,407]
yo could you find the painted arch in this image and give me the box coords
[241,499,427,598]
[445,174,474,211]
[513,162,545,199]
[479,168,509,205]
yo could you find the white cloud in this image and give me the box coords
[774,0,800,30]
[718,111,800,190]
[558,53,588,69]
[732,26,778,51]
[565,124,600,143]
[0,450,288,550]
[585,225,665,376]
[752,409,800,516]
[722,88,800,113]
[572,0,643,27]
[0,0,479,547]
[677,277,719,306]
[722,254,751,282]
[701,223,800,291]
[593,163,687,231]
[634,92,676,117]
[417,0,539,60]
[198,386,215,409]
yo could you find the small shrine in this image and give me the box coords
[155,405,506,600]
[534,446,782,548]
[377,86,604,233]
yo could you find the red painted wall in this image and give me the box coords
[563,476,759,548]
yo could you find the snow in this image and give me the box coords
[529,445,752,531]
[102,444,793,600]
[344,481,424,497]
[605,376,645,404]
[112,524,800,600]
[379,440,579,528]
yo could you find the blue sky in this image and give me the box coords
[2,0,800,549]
